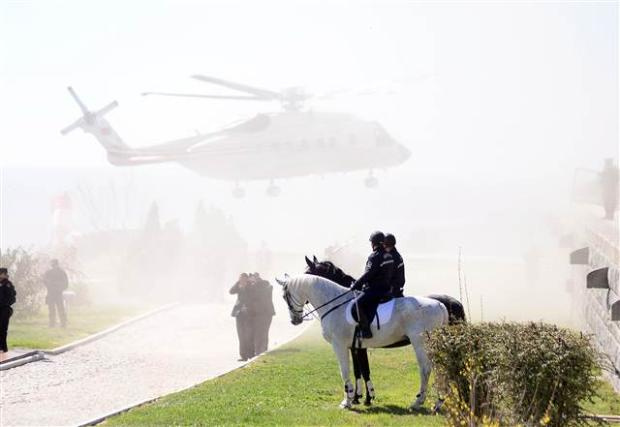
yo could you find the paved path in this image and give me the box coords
[0,303,302,426]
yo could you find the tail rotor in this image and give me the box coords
[61,87,127,154]
[61,87,119,135]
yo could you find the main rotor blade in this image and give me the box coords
[191,75,280,99]
[142,91,266,101]
[95,101,119,116]
[67,86,90,115]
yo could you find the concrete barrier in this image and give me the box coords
[0,351,45,371]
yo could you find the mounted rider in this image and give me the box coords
[350,231,394,338]
[384,233,405,298]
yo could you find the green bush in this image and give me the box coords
[426,322,601,426]
[0,247,45,318]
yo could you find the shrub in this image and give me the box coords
[0,247,45,318]
[426,322,601,426]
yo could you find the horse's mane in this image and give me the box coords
[288,273,347,297]
[324,261,356,283]
[306,259,356,288]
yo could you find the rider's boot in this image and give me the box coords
[357,310,373,339]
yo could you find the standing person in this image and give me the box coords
[252,273,275,355]
[230,273,254,361]
[0,268,16,362]
[350,231,394,338]
[384,233,406,298]
[42,259,68,328]
[601,158,619,220]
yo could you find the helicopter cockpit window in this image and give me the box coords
[226,114,271,134]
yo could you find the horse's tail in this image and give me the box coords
[426,294,466,325]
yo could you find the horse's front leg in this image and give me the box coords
[333,343,354,409]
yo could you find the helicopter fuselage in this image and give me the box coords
[62,87,411,185]
[176,111,410,181]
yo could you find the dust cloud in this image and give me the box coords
[1,2,617,327]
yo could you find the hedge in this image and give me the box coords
[426,322,601,426]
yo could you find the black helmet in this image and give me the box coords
[369,231,385,246]
[385,233,396,247]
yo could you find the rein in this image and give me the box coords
[320,296,356,320]
[303,288,354,319]
[285,285,354,320]
[302,264,358,320]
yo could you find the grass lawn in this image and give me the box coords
[109,326,444,426]
[8,305,146,349]
[588,380,620,416]
[106,324,620,426]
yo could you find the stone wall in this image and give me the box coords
[569,215,620,390]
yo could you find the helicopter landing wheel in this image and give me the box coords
[232,186,246,198]
[266,182,281,197]
[364,173,378,188]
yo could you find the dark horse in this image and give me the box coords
[304,255,466,406]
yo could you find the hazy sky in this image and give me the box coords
[1,0,617,251]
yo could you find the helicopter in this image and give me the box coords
[61,75,411,197]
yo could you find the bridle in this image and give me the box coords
[282,285,305,316]
[281,279,355,321]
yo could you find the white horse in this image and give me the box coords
[278,274,449,410]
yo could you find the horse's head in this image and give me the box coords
[304,255,355,288]
[276,275,305,325]
[304,255,329,276]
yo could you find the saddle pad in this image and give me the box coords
[345,298,396,326]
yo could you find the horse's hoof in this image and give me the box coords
[352,396,362,405]
[339,399,352,409]
[364,395,374,406]
[409,401,424,411]
[432,399,444,414]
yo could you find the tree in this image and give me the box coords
[0,247,45,318]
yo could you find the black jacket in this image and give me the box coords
[352,248,394,293]
[389,248,406,297]
[43,267,68,297]
[0,279,16,307]
[230,281,251,317]
[253,280,276,317]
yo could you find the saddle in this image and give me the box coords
[346,297,396,328]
